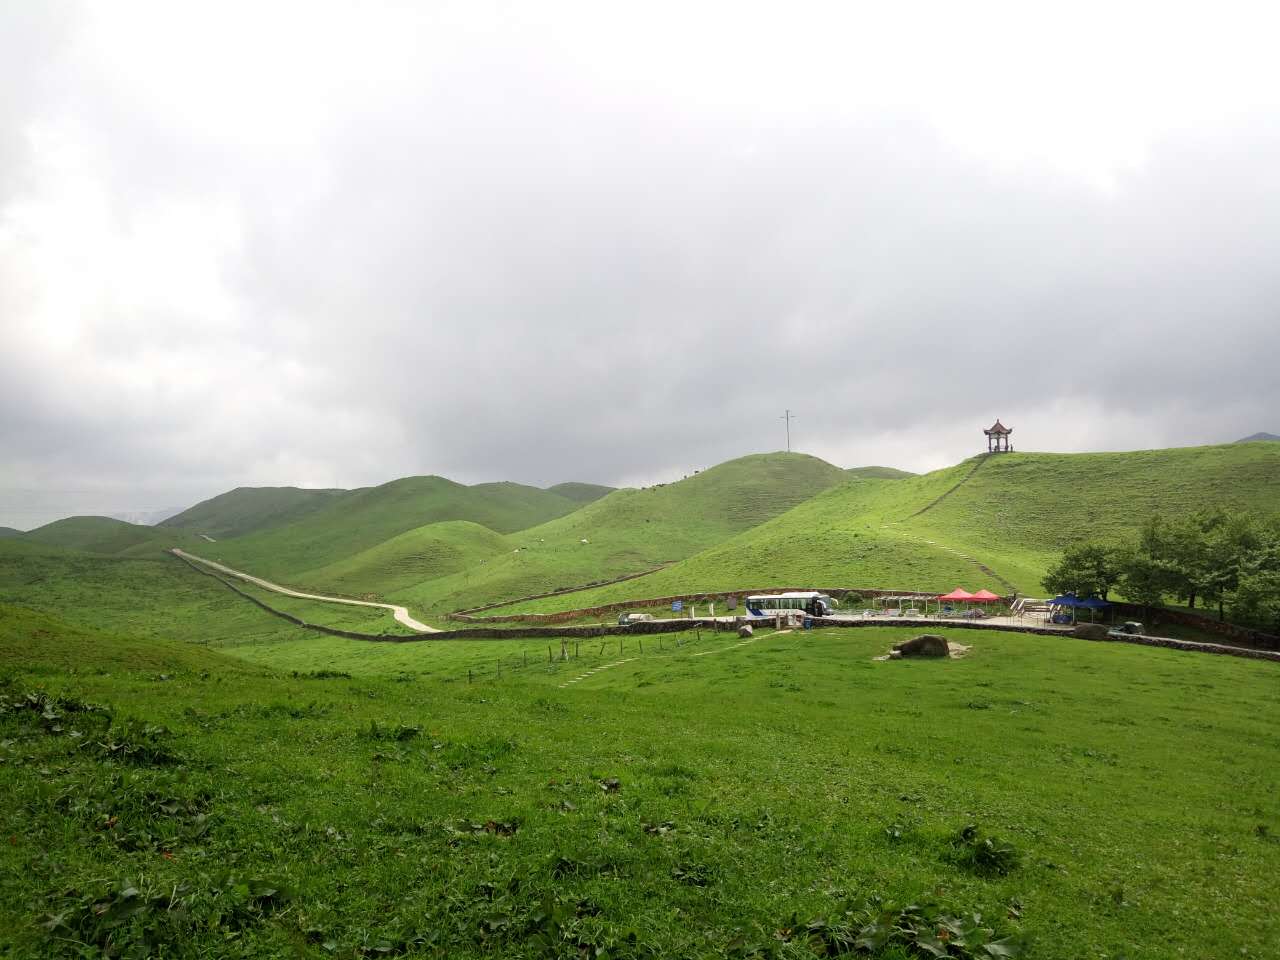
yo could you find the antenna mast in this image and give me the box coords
[780,409,797,453]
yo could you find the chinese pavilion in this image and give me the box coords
[984,419,1013,453]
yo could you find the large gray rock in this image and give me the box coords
[893,634,949,658]
[737,624,754,638]
[1073,623,1109,641]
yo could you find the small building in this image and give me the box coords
[984,419,1013,453]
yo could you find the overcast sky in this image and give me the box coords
[3,1,1279,529]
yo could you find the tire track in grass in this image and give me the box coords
[558,630,790,688]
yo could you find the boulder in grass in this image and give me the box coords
[738,624,754,638]
[1073,623,1110,641]
[893,634,949,658]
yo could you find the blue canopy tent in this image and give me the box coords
[1048,593,1110,623]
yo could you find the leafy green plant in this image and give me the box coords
[948,825,1021,876]
[88,719,182,766]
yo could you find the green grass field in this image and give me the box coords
[2,604,1277,958]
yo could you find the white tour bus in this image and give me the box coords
[745,592,836,618]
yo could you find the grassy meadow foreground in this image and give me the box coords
[3,601,1278,959]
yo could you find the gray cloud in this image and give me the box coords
[3,3,1280,528]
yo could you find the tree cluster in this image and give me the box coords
[1041,509,1280,630]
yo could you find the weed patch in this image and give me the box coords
[948,824,1021,876]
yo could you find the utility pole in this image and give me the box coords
[780,409,796,453]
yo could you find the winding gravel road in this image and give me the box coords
[172,548,438,633]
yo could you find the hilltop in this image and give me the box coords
[389,452,850,615]
[159,485,347,539]
[1237,432,1280,443]
[545,481,614,503]
[295,520,512,596]
[23,516,208,557]
[208,476,583,579]
[0,527,22,539]
[846,465,915,480]
[494,442,1280,612]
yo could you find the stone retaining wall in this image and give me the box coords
[1106,601,1280,651]
[807,617,1280,663]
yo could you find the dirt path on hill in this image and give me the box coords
[171,549,438,633]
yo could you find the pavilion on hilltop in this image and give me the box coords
[984,419,1013,453]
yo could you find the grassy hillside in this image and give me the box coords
[388,453,850,615]
[0,527,22,539]
[908,443,1280,592]
[159,485,347,539]
[0,540,318,646]
[208,477,583,580]
[499,443,1280,613]
[295,520,511,597]
[498,472,984,612]
[23,516,207,558]
[545,481,614,503]
[3,612,1278,958]
[0,602,259,676]
[847,465,916,479]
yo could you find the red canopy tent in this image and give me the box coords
[937,588,974,602]
[970,589,1002,604]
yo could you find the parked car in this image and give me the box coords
[1107,621,1145,639]
[617,612,655,626]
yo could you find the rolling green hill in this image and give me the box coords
[295,520,512,597]
[159,486,347,539]
[23,516,207,558]
[846,465,916,480]
[0,602,260,675]
[208,476,584,580]
[545,481,614,503]
[0,527,22,538]
[387,452,850,615]
[495,443,1280,612]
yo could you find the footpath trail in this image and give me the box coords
[171,549,438,633]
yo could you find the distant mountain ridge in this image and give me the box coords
[160,486,348,540]
[1237,432,1280,443]
[207,476,585,579]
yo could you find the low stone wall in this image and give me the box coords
[1106,601,1280,651]
[808,617,1280,663]
[449,587,942,624]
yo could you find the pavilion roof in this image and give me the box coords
[937,587,975,601]
[984,419,1012,435]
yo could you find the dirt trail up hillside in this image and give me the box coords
[882,455,1019,593]
[171,549,438,633]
